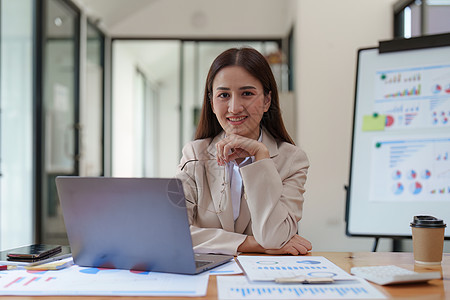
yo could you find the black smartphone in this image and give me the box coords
[7,244,62,260]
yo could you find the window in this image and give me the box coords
[394,0,450,38]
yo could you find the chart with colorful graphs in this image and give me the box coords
[236,256,354,282]
[0,265,208,296]
[373,64,450,130]
[370,136,450,202]
[348,43,450,238]
[217,276,386,299]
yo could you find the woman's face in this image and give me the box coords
[211,66,271,140]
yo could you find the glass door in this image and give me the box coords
[40,0,80,244]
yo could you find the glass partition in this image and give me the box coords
[0,0,34,249]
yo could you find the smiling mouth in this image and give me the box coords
[227,116,247,122]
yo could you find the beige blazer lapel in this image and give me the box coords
[234,191,250,233]
[205,134,234,231]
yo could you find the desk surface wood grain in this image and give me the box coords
[1,251,448,299]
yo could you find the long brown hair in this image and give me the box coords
[195,47,294,145]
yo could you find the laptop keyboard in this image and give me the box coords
[196,260,211,268]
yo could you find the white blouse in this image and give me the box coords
[227,133,262,221]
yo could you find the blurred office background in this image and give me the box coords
[1,0,449,251]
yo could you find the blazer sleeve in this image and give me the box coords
[189,226,247,256]
[176,141,247,256]
[175,142,201,225]
[240,145,309,249]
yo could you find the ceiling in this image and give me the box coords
[71,0,291,38]
[73,0,160,31]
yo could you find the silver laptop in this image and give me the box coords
[56,176,233,274]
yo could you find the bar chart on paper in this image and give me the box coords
[236,256,354,282]
[217,276,386,299]
[3,276,57,288]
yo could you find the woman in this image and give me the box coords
[176,47,311,256]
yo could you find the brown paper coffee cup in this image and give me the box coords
[410,215,446,265]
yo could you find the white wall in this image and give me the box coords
[294,0,398,251]
[155,65,180,178]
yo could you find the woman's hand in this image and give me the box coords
[264,235,312,255]
[237,235,312,255]
[216,134,269,165]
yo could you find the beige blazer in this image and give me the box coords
[176,128,309,255]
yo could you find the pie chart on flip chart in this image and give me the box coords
[410,182,423,195]
[408,170,417,180]
[421,169,431,179]
[385,115,394,127]
[393,182,404,195]
[392,170,401,180]
[432,84,442,94]
[433,117,439,125]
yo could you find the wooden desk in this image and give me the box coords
[314,252,449,299]
[2,251,448,299]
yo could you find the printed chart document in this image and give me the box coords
[217,276,386,299]
[237,256,354,281]
[0,265,209,296]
